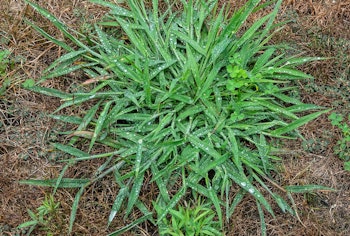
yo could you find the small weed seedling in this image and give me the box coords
[0,49,11,95]
[18,194,60,235]
[329,112,350,171]
[158,198,221,236]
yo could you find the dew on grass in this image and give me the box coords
[240,182,247,187]
[248,188,255,194]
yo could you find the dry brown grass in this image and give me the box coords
[1,0,349,235]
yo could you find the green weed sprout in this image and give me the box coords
[329,112,350,171]
[18,194,60,235]
[158,198,221,236]
[0,49,12,95]
[21,0,333,234]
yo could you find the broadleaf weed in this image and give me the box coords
[22,0,332,234]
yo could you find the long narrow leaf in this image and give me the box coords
[108,186,129,226]
[19,178,89,188]
[285,185,335,193]
[108,213,153,236]
[69,186,86,233]
[125,171,145,217]
[271,109,330,136]
[89,101,113,151]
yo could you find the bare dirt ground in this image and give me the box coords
[1,0,349,235]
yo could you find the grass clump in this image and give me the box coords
[158,197,221,236]
[21,0,332,234]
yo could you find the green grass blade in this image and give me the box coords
[54,94,97,113]
[252,48,275,73]
[115,17,147,57]
[25,86,70,99]
[221,0,261,37]
[269,68,313,79]
[257,202,267,236]
[50,115,83,124]
[227,129,244,174]
[53,163,71,194]
[285,185,335,193]
[91,0,133,17]
[94,24,112,54]
[256,0,283,44]
[286,104,325,113]
[108,213,153,236]
[157,184,186,223]
[230,14,270,53]
[276,56,326,67]
[201,154,230,175]
[207,181,223,227]
[69,185,85,233]
[108,186,128,226]
[172,30,206,55]
[42,62,97,80]
[227,189,246,219]
[59,150,121,162]
[255,99,298,119]
[273,193,294,214]
[18,220,38,229]
[134,139,143,177]
[69,101,101,145]
[125,171,145,217]
[52,143,89,157]
[271,109,331,136]
[44,50,86,73]
[25,0,99,57]
[150,60,177,79]
[187,135,220,159]
[204,5,224,55]
[23,19,72,52]
[19,178,89,188]
[89,101,113,152]
[227,169,274,216]
[151,163,171,202]
[195,61,223,101]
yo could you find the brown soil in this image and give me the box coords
[1,0,349,235]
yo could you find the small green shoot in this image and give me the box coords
[329,112,350,171]
[0,49,12,95]
[159,198,221,236]
[17,194,60,235]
